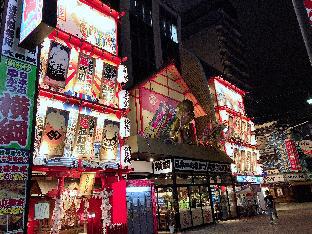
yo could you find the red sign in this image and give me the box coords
[285,139,302,171]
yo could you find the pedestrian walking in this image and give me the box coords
[264,190,278,224]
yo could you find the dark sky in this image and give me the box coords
[231,0,312,124]
[168,0,312,124]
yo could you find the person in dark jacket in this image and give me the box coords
[264,190,278,224]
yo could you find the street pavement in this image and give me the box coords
[181,202,312,234]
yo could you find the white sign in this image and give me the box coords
[264,174,285,183]
[118,90,129,109]
[120,117,130,138]
[121,145,131,167]
[117,65,128,83]
[35,202,50,220]
[153,159,172,174]
[285,173,306,181]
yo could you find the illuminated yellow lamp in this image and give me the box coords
[149,158,154,162]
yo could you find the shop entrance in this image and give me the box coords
[126,187,154,234]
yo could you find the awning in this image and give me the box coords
[128,135,233,164]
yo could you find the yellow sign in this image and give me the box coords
[79,172,96,196]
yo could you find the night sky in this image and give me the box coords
[168,0,312,124]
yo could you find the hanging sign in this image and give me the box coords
[79,172,96,196]
[285,139,302,171]
[100,120,120,161]
[298,140,312,155]
[34,202,50,220]
[100,62,117,106]
[19,0,57,48]
[118,90,129,109]
[117,65,128,83]
[264,174,285,183]
[57,0,117,54]
[236,175,263,184]
[121,145,131,167]
[39,108,69,159]
[153,159,172,174]
[73,115,96,160]
[285,173,306,181]
[120,117,130,138]
[44,41,71,88]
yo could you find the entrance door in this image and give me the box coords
[127,187,154,234]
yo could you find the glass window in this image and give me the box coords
[154,175,173,186]
[227,186,237,218]
[157,187,174,230]
[176,174,192,185]
[190,186,203,226]
[200,186,213,224]
[178,187,192,229]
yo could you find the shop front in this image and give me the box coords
[153,157,236,231]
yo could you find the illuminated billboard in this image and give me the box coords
[19,0,56,48]
[214,79,245,114]
[57,0,117,54]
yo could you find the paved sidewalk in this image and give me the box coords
[180,202,312,234]
[159,203,312,234]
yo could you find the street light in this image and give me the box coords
[307,98,312,105]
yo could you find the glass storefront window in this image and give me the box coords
[157,187,174,230]
[193,175,208,184]
[190,186,203,226]
[227,186,237,218]
[200,186,213,224]
[178,187,192,229]
[154,175,173,186]
[176,174,193,184]
[210,185,230,221]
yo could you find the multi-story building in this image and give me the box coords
[1,0,131,233]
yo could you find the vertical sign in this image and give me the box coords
[79,172,96,196]
[2,0,38,65]
[0,56,37,232]
[285,139,302,171]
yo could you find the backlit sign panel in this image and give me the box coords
[57,0,117,54]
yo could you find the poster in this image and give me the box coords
[44,41,71,87]
[0,56,37,232]
[57,0,117,54]
[2,0,38,65]
[73,115,96,160]
[100,120,119,161]
[79,172,96,196]
[40,108,69,159]
[34,202,50,220]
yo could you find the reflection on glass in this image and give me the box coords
[157,187,174,230]
[178,187,191,229]
[176,174,192,184]
[200,186,213,224]
[154,175,173,186]
[227,186,237,217]
[190,186,203,226]
[193,175,207,184]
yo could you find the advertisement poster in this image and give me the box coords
[100,120,119,161]
[40,108,69,159]
[285,139,302,171]
[44,41,71,87]
[2,0,38,65]
[0,56,37,232]
[214,79,245,114]
[73,115,96,160]
[140,88,178,139]
[57,0,117,54]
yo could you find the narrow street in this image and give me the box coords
[182,203,312,234]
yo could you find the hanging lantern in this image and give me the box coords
[118,90,130,109]
[120,117,130,138]
[117,65,128,83]
[121,145,132,166]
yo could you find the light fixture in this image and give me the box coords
[307,98,312,105]
[149,158,154,162]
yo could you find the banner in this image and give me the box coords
[0,56,37,232]
[40,108,69,159]
[285,139,302,171]
[79,172,96,196]
[99,120,119,161]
